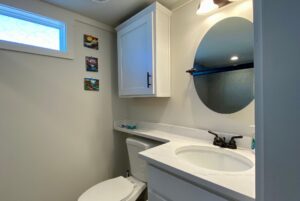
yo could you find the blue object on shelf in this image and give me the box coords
[126,125,137,130]
[121,124,137,130]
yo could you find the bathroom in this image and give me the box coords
[0,0,299,201]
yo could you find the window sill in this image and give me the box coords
[0,40,74,60]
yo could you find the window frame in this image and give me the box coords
[0,3,73,59]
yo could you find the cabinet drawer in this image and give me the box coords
[148,165,228,201]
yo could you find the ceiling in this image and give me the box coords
[42,0,192,27]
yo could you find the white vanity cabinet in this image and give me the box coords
[148,165,230,201]
[115,2,171,97]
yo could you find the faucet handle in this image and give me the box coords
[208,131,226,147]
[227,135,243,149]
[229,135,243,141]
[208,130,219,138]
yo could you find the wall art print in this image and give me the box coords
[84,34,98,50]
[86,56,98,72]
[84,78,99,91]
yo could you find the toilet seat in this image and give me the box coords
[78,176,146,201]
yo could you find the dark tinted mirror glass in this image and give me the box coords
[193,17,254,114]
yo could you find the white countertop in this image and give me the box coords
[114,120,255,201]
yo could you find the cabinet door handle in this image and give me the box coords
[147,72,152,88]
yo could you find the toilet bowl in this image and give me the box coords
[78,137,158,201]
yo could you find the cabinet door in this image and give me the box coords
[148,165,229,201]
[117,12,154,96]
[148,190,169,201]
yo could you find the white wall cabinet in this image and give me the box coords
[116,2,171,97]
[148,165,230,201]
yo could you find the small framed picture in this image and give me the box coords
[86,56,98,72]
[84,78,99,91]
[84,34,99,50]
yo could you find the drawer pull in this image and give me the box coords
[147,72,152,88]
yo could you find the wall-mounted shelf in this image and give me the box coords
[186,62,254,77]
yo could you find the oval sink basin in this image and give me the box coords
[175,146,254,172]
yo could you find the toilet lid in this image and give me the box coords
[78,176,135,201]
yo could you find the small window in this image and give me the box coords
[0,4,67,52]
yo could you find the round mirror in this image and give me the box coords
[193,17,254,114]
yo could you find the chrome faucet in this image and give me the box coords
[208,131,243,149]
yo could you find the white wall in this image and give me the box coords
[254,0,300,200]
[127,0,255,136]
[0,1,128,201]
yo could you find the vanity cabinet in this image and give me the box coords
[148,165,229,201]
[148,191,168,201]
[116,2,171,97]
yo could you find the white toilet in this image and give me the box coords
[78,137,157,201]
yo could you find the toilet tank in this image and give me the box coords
[126,137,158,182]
